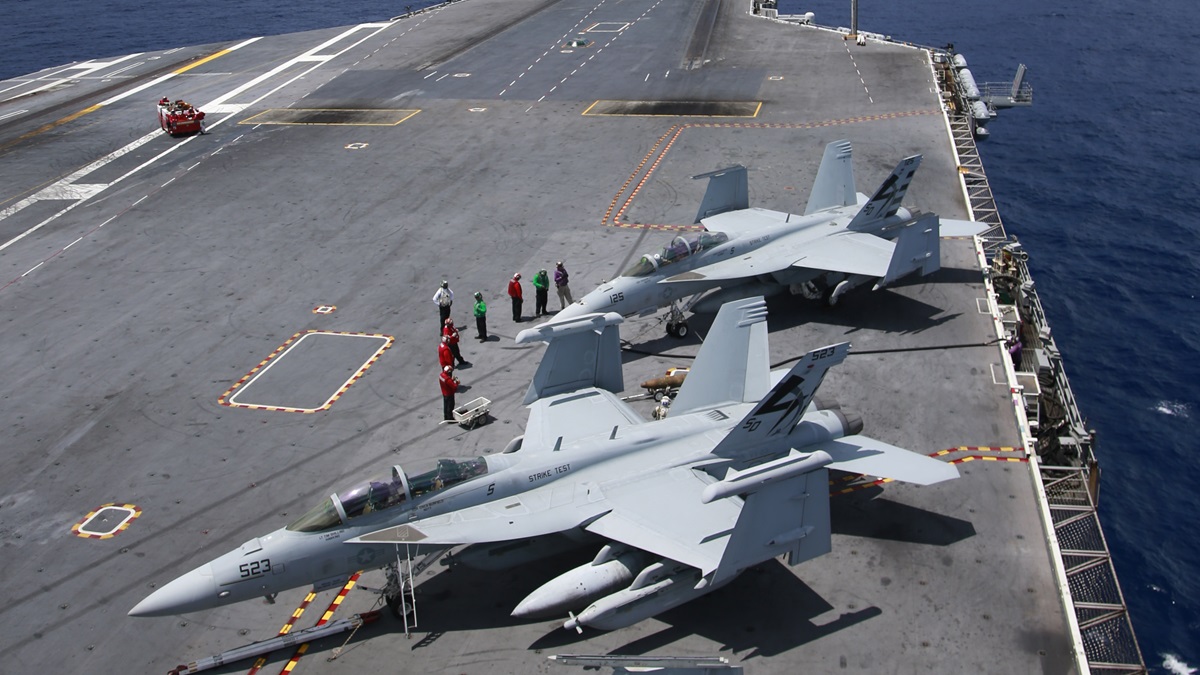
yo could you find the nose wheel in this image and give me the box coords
[665,302,688,338]
[666,321,689,338]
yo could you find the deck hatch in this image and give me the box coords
[583,100,761,117]
[240,108,420,126]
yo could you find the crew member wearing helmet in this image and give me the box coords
[438,335,454,370]
[532,269,550,316]
[508,273,524,322]
[473,292,488,341]
[432,280,454,332]
[442,318,469,366]
[653,395,672,420]
[439,365,460,422]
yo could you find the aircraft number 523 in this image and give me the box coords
[239,559,271,578]
[811,346,837,360]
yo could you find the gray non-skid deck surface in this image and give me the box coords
[0,0,1074,672]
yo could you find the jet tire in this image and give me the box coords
[673,322,689,339]
[386,594,403,619]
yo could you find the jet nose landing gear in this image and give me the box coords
[664,302,688,338]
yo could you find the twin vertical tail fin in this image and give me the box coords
[804,140,856,215]
[708,342,851,458]
[693,165,749,223]
[847,154,922,230]
[670,297,772,415]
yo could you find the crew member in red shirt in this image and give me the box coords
[507,273,523,322]
[439,365,459,422]
[442,318,469,366]
[438,335,454,370]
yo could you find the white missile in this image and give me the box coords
[511,545,645,618]
[563,567,709,632]
[701,449,833,504]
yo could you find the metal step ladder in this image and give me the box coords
[167,611,380,675]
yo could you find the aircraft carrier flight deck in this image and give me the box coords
[0,0,1099,672]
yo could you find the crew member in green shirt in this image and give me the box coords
[532,268,550,316]
[473,292,488,341]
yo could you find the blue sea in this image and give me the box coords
[2,0,1196,671]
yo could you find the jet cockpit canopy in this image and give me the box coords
[622,231,729,277]
[286,457,489,533]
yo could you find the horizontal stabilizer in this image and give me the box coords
[940,218,990,237]
[823,435,959,485]
[876,212,940,288]
[516,312,625,404]
[805,139,856,214]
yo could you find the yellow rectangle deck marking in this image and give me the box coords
[240,108,420,126]
[584,100,762,118]
[220,330,393,413]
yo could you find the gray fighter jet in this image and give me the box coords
[556,140,987,337]
[130,297,957,631]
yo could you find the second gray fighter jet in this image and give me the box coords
[557,140,986,337]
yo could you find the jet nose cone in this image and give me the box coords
[128,564,217,617]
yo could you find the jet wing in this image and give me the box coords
[790,231,895,277]
[940,218,990,238]
[586,459,833,585]
[663,231,894,284]
[351,464,745,577]
[524,388,644,449]
[584,466,742,575]
[698,207,788,239]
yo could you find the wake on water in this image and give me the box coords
[1153,401,1191,418]
[1163,653,1198,675]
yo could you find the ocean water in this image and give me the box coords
[783,2,1200,671]
[2,0,1196,671]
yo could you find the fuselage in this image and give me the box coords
[558,204,912,321]
[130,389,853,618]
[127,402,716,617]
